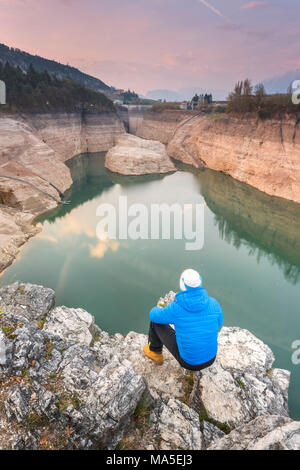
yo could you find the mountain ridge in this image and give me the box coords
[0,43,110,92]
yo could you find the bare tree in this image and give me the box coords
[254,83,266,97]
[243,78,253,96]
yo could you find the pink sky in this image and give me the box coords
[0,0,299,95]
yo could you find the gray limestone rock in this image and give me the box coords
[0,285,296,450]
[201,421,225,449]
[0,282,55,321]
[152,398,202,450]
[208,415,300,450]
[43,306,97,346]
[190,327,290,428]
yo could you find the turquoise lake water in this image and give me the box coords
[1,153,300,419]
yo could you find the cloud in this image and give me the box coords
[241,1,269,9]
[38,234,58,244]
[89,240,120,260]
[162,51,196,68]
[197,0,228,19]
[218,21,274,40]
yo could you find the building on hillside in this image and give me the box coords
[191,97,199,110]
[180,101,188,110]
[115,89,125,96]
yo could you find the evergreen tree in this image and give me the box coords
[0,63,113,112]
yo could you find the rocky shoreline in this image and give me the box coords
[0,110,177,273]
[1,108,300,275]
[0,110,126,273]
[0,282,299,450]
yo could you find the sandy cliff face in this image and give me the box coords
[1,107,299,271]
[0,110,125,272]
[0,207,40,273]
[128,107,194,144]
[167,115,300,204]
[0,111,125,209]
[129,109,300,204]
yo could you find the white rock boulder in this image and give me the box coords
[190,327,290,428]
[105,134,176,175]
[208,415,300,450]
[112,331,186,400]
[43,306,97,346]
[154,398,202,450]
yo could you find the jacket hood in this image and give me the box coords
[176,287,209,312]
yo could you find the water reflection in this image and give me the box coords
[2,153,300,419]
[36,155,300,286]
[175,161,300,284]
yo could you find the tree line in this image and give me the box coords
[191,93,213,105]
[227,79,300,118]
[0,43,109,91]
[121,89,139,104]
[0,62,114,112]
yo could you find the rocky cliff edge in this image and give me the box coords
[0,283,299,450]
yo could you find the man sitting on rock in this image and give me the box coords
[143,269,223,370]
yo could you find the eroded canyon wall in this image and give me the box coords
[167,115,300,204]
[0,110,125,271]
[127,107,194,144]
[128,108,300,204]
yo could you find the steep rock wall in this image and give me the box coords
[0,110,125,271]
[129,109,300,204]
[128,107,194,144]
[167,115,300,204]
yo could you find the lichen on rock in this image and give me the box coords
[0,284,298,450]
[190,327,290,429]
[207,415,300,450]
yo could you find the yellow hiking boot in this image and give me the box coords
[143,344,164,365]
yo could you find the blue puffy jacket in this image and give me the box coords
[149,287,223,365]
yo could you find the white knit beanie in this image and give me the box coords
[180,269,202,291]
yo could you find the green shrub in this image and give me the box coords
[199,410,231,435]
[150,102,181,112]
